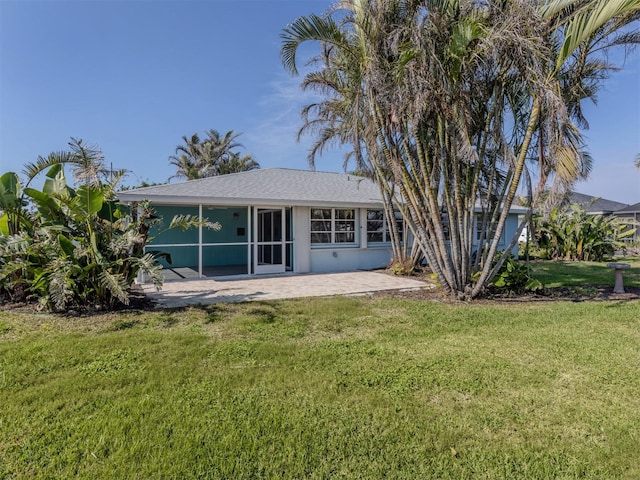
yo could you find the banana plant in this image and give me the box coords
[1,138,219,311]
[533,204,637,261]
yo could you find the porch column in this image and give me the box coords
[247,205,252,275]
[198,204,203,278]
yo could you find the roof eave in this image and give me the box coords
[116,194,384,209]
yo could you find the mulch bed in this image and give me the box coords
[2,278,639,314]
[372,283,640,304]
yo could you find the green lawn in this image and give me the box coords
[1,295,639,479]
[529,259,640,289]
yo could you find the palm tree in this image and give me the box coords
[168,130,259,180]
[282,0,640,299]
[217,152,260,176]
[168,133,204,181]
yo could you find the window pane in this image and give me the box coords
[311,220,331,232]
[335,232,355,243]
[336,232,356,243]
[367,220,383,231]
[311,232,331,244]
[285,208,292,242]
[311,209,331,220]
[367,210,384,221]
[336,220,355,232]
[367,232,384,243]
[336,209,355,219]
[395,223,403,242]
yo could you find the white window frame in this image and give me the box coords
[366,209,403,244]
[310,208,357,246]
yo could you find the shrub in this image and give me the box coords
[490,254,543,294]
[531,205,636,262]
[0,139,218,311]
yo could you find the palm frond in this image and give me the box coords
[22,151,74,187]
[48,261,76,311]
[135,253,164,291]
[545,0,640,70]
[281,13,350,75]
[99,270,129,306]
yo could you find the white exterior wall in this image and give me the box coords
[298,206,394,273]
[292,206,522,274]
[292,206,311,273]
[309,247,393,273]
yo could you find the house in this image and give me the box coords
[612,202,640,241]
[565,192,629,215]
[117,168,523,278]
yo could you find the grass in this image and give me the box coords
[1,295,640,478]
[528,259,640,289]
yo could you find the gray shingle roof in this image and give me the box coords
[566,192,629,214]
[614,202,640,214]
[117,168,384,207]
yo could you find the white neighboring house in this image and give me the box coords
[117,168,523,278]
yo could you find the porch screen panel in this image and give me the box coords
[202,245,247,266]
[147,206,199,245]
[257,209,283,267]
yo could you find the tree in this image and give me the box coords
[282,0,640,299]
[168,129,259,180]
[0,138,219,311]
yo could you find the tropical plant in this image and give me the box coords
[281,0,640,299]
[168,129,259,180]
[0,139,219,311]
[488,253,544,294]
[532,204,636,261]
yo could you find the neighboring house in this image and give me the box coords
[117,168,523,278]
[565,192,629,215]
[557,192,638,241]
[612,202,640,241]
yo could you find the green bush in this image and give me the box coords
[0,139,217,311]
[490,254,543,294]
[531,205,636,262]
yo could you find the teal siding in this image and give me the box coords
[151,246,199,268]
[203,245,247,266]
[202,207,248,244]
[146,204,249,268]
[148,206,199,245]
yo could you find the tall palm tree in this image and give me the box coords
[282,0,640,299]
[168,133,204,181]
[217,152,260,176]
[168,130,260,181]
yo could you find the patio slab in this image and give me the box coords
[140,271,432,308]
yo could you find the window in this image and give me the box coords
[475,215,504,245]
[367,210,384,243]
[311,208,356,244]
[367,209,404,243]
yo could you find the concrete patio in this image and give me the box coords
[140,270,431,308]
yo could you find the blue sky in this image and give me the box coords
[1,0,639,204]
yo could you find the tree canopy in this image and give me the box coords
[169,129,259,181]
[281,0,640,299]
